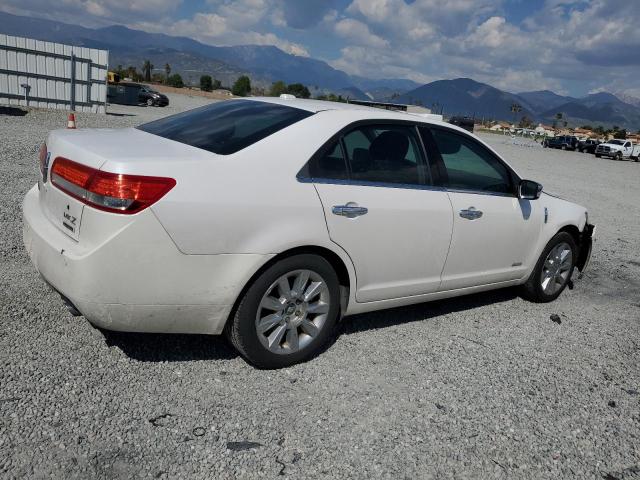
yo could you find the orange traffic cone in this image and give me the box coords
[67,113,77,129]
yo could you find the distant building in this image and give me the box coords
[347,99,431,114]
[489,121,512,132]
[573,127,594,138]
[535,123,555,136]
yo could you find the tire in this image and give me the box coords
[561,145,567,150]
[226,254,341,368]
[595,154,601,158]
[615,152,622,161]
[146,98,154,107]
[520,232,577,303]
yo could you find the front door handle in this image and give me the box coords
[459,206,483,220]
[332,202,368,218]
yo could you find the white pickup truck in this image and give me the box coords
[595,139,640,161]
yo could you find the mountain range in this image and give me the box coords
[0,11,638,129]
[398,80,640,129]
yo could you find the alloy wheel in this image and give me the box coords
[255,269,330,355]
[540,242,573,295]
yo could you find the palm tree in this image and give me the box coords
[142,60,153,82]
[555,112,564,132]
[510,103,522,126]
[164,63,171,84]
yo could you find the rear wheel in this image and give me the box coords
[595,154,601,158]
[226,254,341,368]
[521,232,577,303]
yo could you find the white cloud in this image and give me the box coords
[334,18,388,48]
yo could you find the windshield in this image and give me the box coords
[137,100,313,155]
[607,140,624,145]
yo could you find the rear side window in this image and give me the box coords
[307,141,349,180]
[343,125,425,186]
[137,100,313,155]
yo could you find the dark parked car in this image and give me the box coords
[107,82,169,107]
[137,84,169,107]
[578,138,600,154]
[448,116,474,133]
[544,135,579,150]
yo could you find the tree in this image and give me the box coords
[142,60,153,82]
[212,78,222,90]
[151,72,165,83]
[125,66,142,82]
[553,112,563,131]
[232,75,251,96]
[519,115,534,129]
[269,80,287,97]
[580,125,593,131]
[166,73,184,88]
[510,103,522,125]
[613,128,627,139]
[164,63,171,83]
[286,83,311,98]
[200,75,213,92]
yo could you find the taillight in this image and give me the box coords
[39,143,49,181]
[50,157,176,214]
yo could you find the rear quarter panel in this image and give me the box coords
[147,111,365,256]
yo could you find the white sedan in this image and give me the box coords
[23,98,595,368]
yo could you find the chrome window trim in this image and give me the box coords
[296,175,516,197]
[297,175,446,193]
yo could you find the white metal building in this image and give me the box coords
[0,34,108,113]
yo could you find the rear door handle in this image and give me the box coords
[459,206,483,220]
[332,202,368,218]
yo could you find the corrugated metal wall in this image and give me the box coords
[0,34,108,113]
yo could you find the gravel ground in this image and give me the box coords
[1,96,639,480]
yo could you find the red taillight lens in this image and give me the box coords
[50,157,176,214]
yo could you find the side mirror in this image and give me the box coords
[519,180,543,200]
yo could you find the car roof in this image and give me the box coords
[239,96,456,129]
[241,96,391,113]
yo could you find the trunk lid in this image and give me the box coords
[40,128,209,242]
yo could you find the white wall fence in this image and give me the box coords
[0,34,108,113]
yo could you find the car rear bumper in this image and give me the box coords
[23,185,271,334]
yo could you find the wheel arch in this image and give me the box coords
[224,245,355,331]
[558,224,580,246]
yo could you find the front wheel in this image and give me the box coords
[226,254,341,368]
[615,152,622,161]
[146,98,154,107]
[521,232,577,303]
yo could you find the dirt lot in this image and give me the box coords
[1,96,639,479]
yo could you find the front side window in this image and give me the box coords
[342,125,424,186]
[429,128,513,194]
[138,100,313,155]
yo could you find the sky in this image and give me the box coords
[1,0,639,97]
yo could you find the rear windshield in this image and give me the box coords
[137,100,313,155]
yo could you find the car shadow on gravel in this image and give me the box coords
[100,330,238,362]
[99,288,518,364]
[337,287,519,336]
